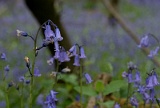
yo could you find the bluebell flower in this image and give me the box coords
[17,30,28,37]
[79,46,86,59]
[44,24,55,40]
[149,88,155,102]
[4,65,9,72]
[58,47,70,62]
[84,73,93,84]
[114,103,121,108]
[128,72,133,83]
[73,54,80,66]
[1,53,6,60]
[69,44,77,56]
[146,71,159,89]
[138,35,149,48]
[55,27,63,41]
[130,96,138,108]
[122,71,128,78]
[34,67,41,77]
[148,46,159,58]
[19,76,25,82]
[44,90,58,108]
[25,80,30,84]
[134,71,141,83]
[54,51,60,59]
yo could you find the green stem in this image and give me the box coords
[5,90,10,108]
[53,60,59,88]
[80,60,83,108]
[20,84,24,108]
[126,83,131,107]
[29,24,41,108]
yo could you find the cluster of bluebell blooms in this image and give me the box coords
[16,20,93,107]
[114,34,160,108]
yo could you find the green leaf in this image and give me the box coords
[74,86,97,96]
[101,101,115,108]
[104,80,127,95]
[95,80,104,93]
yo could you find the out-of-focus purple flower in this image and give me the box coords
[69,44,77,56]
[130,96,138,108]
[55,27,63,41]
[34,67,41,77]
[146,71,159,89]
[1,53,6,60]
[79,46,86,59]
[25,80,30,84]
[149,88,155,101]
[134,71,141,83]
[47,57,54,65]
[122,71,128,78]
[44,24,55,40]
[128,72,133,83]
[54,51,60,59]
[19,76,25,82]
[17,30,28,37]
[4,65,9,72]
[84,73,93,84]
[148,46,159,58]
[138,35,149,48]
[114,103,121,108]
[137,85,146,94]
[44,90,58,108]
[73,54,80,66]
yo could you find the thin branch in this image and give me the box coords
[101,0,160,67]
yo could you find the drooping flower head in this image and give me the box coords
[130,96,138,108]
[16,30,28,37]
[138,35,149,48]
[44,22,55,41]
[73,54,80,66]
[34,67,41,77]
[114,103,121,108]
[55,27,63,41]
[84,73,93,84]
[79,46,86,59]
[1,53,6,60]
[148,46,159,58]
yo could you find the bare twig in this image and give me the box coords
[101,0,160,67]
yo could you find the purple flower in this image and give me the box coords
[58,47,70,62]
[79,46,86,59]
[84,73,93,84]
[44,24,55,40]
[4,65,9,72]
[19,76,25,82]
[69,44,77,56]
[16,30,28,37]
[128,72,133,83]
[146,72,159,88]
[130,96,138,108]
[122,71,128,78]
[73,54,80,66]
[34,67,41,77]
[149,88,155,101]
[54,51,60,59]
[114,103,121,108]
[25,80,30,84]
[148,46,159,58]
[44,90,58,108]
[138,35,149,48]
[55,27,63,41]
[1,53,6,60]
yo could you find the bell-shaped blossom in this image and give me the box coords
[55,27,63,41]
[130,96,138,108]
[58,49,70,62]
[1,53,6,60]
[34,67,41,77]
[84,73,93,84]
[128,72,133,83]
[138,35,149,48]
[79,46,86,59]
[114,103,121,108]
[73,54,80,66]
[148,46,159,58]
[44,24,55,40]
[69,44,77,56]
[146,72,159,89]
[4,65,9,72]
[17,30,28,37]
[149,88,155,101]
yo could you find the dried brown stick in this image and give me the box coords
[101,0,160,67]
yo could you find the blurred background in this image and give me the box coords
[1,0,160,107]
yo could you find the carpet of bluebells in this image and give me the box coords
[1,0,160,108]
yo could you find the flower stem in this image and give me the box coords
[80,60,83,108]
[126,83,131,107]
[5,90,10,108]
[20,84,24,108]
